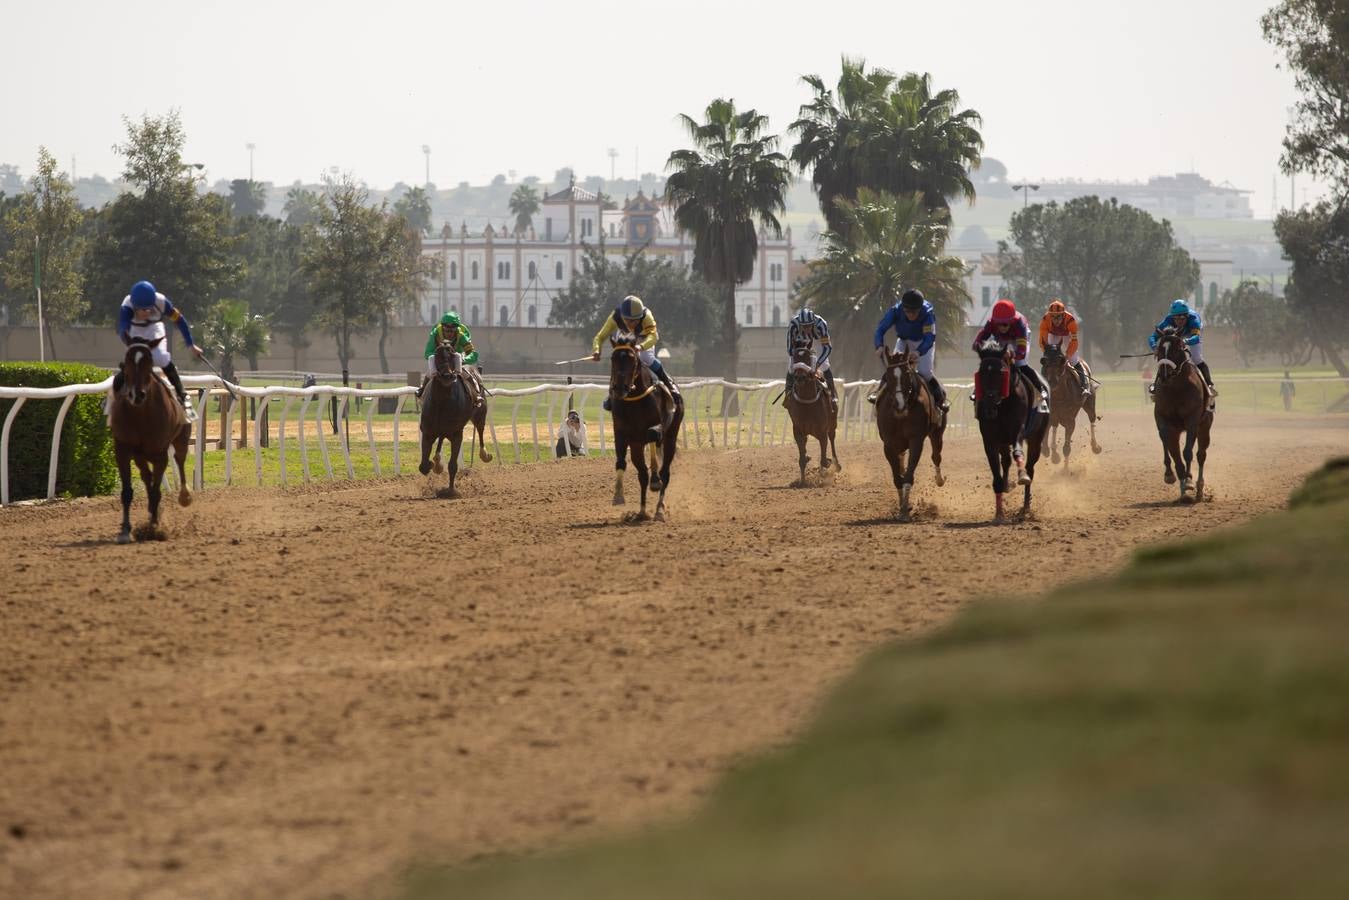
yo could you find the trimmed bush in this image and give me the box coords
[0,361,116,501]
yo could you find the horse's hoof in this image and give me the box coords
[654,509,665,522]
[418,462,432,476]
[612,497,625,507]
[116,531,132,545]
[1017,472,1031,486]
[479,451,493,463]
[1164,472,1177,485]
[1092,444,1103,455]
[436,487,460,500]
[1051,452,1061,464]
[178,490,193,508]
[432,460,444,474]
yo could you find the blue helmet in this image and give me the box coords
[130,281,158,309]
[1169,299,1190,317]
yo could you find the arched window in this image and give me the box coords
[528,260,537,280]
[745,305,754,325]
[499,305,509,326]
[449,261,457,280]
[470,306,479,325]
[471,260,480,281]
[555,261,564,280]
[771,306,781,327]
[497,261,511,280]
[1194,282,1203,308]
[430,304,438,323]
[1208,282,1218,307]
[528,305,537,325]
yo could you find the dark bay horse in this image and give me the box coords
[784,340,840,484]
[974,339,1048,522]
[608,334,683,520]
[110,338,192,543]
[419,341,492,497]
[1152,326,1213,502]
[875,350,946,519]
[1040,344,1102,468]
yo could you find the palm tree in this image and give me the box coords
[200,299,270,383]
[393,185,433,235]
[790,57,983,233]
[508,184,540,235]
[796,189,970,378]
[283,186,322,227]
[665,98,791,406]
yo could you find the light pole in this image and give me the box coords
[422,145,431,187]
[607,147,618,181]
[1012,183,1040,208]
[246,143,255,181]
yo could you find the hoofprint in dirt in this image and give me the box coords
[0,412,1344,900]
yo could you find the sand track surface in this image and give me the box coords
[1,411,1344,899]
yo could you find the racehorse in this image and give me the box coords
[1151,326,1212,502]
[875,350,946,519]
[607,333,683,520]
[784,340,840,484]
[974,338,1049,522]
[1040,344,1102,468]
[419,340,492,497]
[110,338,192,543]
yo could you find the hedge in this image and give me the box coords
[0,361,117,501]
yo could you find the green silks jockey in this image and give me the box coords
[417,311,483,403]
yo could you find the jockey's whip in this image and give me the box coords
[1118,352,1153,359]
[554,356,598,365]
[197,355,241,400]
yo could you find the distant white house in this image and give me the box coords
[419,181,794,329]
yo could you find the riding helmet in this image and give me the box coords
[130,281,158,308]
[792,308,817,327]
[1169,299,1190,316]
[901,289,925,310]
[619,295,645,320]
[440,310,462,327]
[991,299,1017,323]
[1047,299,1066,315]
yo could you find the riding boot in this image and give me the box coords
[415,374,429,399]
[650,361,681,400]
[823,369,838,412]
[784,371,795,405]
[112,368,125,393]
[1197,361,1218,396]
[1021,366,1050,413]
[927,376,949,411]
[163,362,196,422]
[602,397,613,412]
[1075,362,1091,394]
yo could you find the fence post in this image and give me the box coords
[44,394,77,500]
[298,395,312,484]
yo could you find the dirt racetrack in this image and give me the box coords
[2,410,1345,900]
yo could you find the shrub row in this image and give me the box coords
[0,361,116,501]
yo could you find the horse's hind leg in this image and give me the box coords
[1195,422,1210,501]
[1046,423,1059,464]
[929,421,946,487]
[1061,420,1074,472]
[646,442,662,491]
[472,404,493,462]
[817,433,830,474]
[1086,394,1103,452]
[445,434,463,498]
[1022,422,1046,516]
[116,447,133,544]
[174,429,192,506]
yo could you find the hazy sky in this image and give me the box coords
[2,0,1323,216]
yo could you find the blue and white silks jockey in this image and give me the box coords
[871,289,948,409]
[1148,299,1217,398]
[786,308,837,409]
[113,280,205,421]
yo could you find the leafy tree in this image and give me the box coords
[303,177,387,372]
[199,299,270,382]
[1274,201,1349,375]
[508,184,540,235]
[1262,1,1349,188]
[997,197,1199,365]
[0,193,21,330]
[1209,279,1309,368]
[228,179,267,218]
[665,98,791,400]
[1,148,86,359]
[266,222,315,369]
[548,241,720,357]
[393,185,432,236]
[283,185,322,227]
[83,111,240,323]
[378,213,441,373]
[797,189,970,378]
[790,57,983,233]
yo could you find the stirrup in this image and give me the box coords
[181,398,197,424]
[866,392,878,405]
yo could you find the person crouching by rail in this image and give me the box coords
[556,410,587,458]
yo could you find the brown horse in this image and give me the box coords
[608,334,683,520]
[1040,344,1102,468]
[419,341,492,497]
[110,338,192,543]
[974,339,1049,522]
[1151,326,1213,502]
[875,350,946,519]
[784,340,840,484]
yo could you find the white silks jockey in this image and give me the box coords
[785,307,837,410]
[113,280,205,422]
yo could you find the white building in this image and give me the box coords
[418,181,794,329]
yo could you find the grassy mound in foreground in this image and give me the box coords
[406,459,1349,900]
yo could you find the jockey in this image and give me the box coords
[1038,299,1092,393]
[591,294,680,410]
[785,307,837,410]
[973,298,1050,412]
[1149,299,1217,397]
[113,280,205,422]
[870,289,948,409]
[416,310,482,404]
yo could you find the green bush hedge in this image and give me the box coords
[0,361,116,501]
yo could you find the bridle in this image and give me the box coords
[434,340,462,381]
[886,352,922,412]
[788,343,822,404]
[1154,331,1191,383]
[610,341,655,403]
[121,337,163,405]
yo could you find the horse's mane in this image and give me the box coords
[977,336,1004,356]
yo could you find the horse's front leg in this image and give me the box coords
[899,434,925,519]
[613,435,628,506]
[817,432,830,474]
[1156,418,1177,485]
[1061,419,1074,471]
[985,439,1008,522]
[444,434,463,498]
[929,417,946,487]
[173,428,192,507]
[1086,394,1103,453]
[1013,437,1030,486]
[418,430,435,476]
[1180,423,1199,500]
[792,424,809,484]
[1195,420,1211,502]
[631,443,650,520]
[116,447,133,544]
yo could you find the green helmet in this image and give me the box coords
[440,311,461,327]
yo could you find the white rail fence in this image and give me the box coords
[4,373,1344,506]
